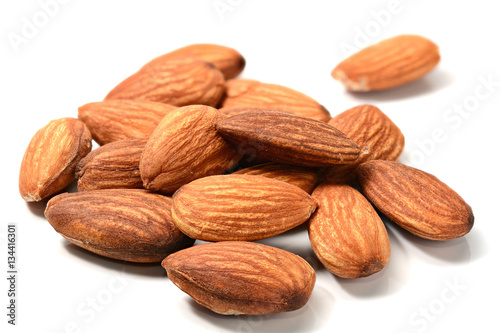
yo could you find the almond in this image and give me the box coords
[162,241,316,315]
[215,110,360,167]
[322,104,405,184]
[78,100,177,145]
[105,58,225,107]
[171,174,318,241]
[19,118,92,202]
[144,43,245,80]
[140,105,242,194]
[308,183,390,278]
[222,79,331,122]
[45,189,194,262]
[357,161,474,241]
[332,35,440,91]
[76,138,147,191]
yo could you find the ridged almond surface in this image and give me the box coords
[76,138,147,191]
[144,43,245,80]
[215,110,360,167]
[332,35,440,91]
[78,100,177,145]
[357,161,474,241]
[140,105,242,194]
[233,162,318,194]
[45,189,194,262]
[19,118,92,202]
[308,183,390,278]
[222,79,331,122]
[105,58,225,107]
[323,104,405,184]
[162,241,316,315]
[172,174,318,241]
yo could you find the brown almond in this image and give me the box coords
[357,161,474,241]
[19,118,92,202]
[162,241,316,315]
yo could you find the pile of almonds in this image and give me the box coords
[19,35,474,316]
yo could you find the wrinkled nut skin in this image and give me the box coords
[332,35,440,91]
[308,183,391,278]
[215,110,360,167]
[171,174,318,241]
[162,241,316,315]
[357,161,474,241]
[105,58,225,107]
[45,189,194,263]
[78,100,177,146]
[144,43,245,80]
[322,104,405,184]
[222,79,331,122]
[76,138,148,191]
[19,117,92,202]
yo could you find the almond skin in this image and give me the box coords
[357,161,474,241]
[76,138,147,191]
[308,183,390,278]
[332,35,440,91]
[19,118,92,202]
[233,162,318,194]
[45,189,194,262]
[171,174,318,241]
[322,104,405,184]
[144,43,245,80]
[215,110,360,167]
[105,58,225,107]
[140,105,242,194]
[78,100,177,145]
[162,241,316,315]
[222,79,331,122]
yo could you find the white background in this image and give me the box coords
[2,1,499,332]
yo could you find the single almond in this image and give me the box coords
[162,241,316,315]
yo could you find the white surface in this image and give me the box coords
[1,1,499,332]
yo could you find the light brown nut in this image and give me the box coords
[19,117,92,202]
[215,110,360,167]
[171,174,317,241]
[221,79,331,122]
[76,138,147,191]
[140,105,242,194]
[357,160,474,241]
[332,35,440,91]
[45,189,194,263]
[78,99,177,145]
[144,43,245,80]
[322,104,405,184]
[162,241,316,315]
[233,162,318,194]
[105,58,225,107]
[308,183,390,278]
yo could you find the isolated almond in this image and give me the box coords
[215,110,360,167]
[162,241,316,315]
[19,118,92,202]
[172,174,317,241]
[140,105,242,194]
[76,138,147,191]
[357,161,474,241]
[233,162,318,194]
[222,79,331,122]
[332,35,440,91]
[78,100,177,145]
[144,43,245,80]
[45,189,194,262]
[105,58,225,107]
[308,183,390,278]
[322,104,405,184]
